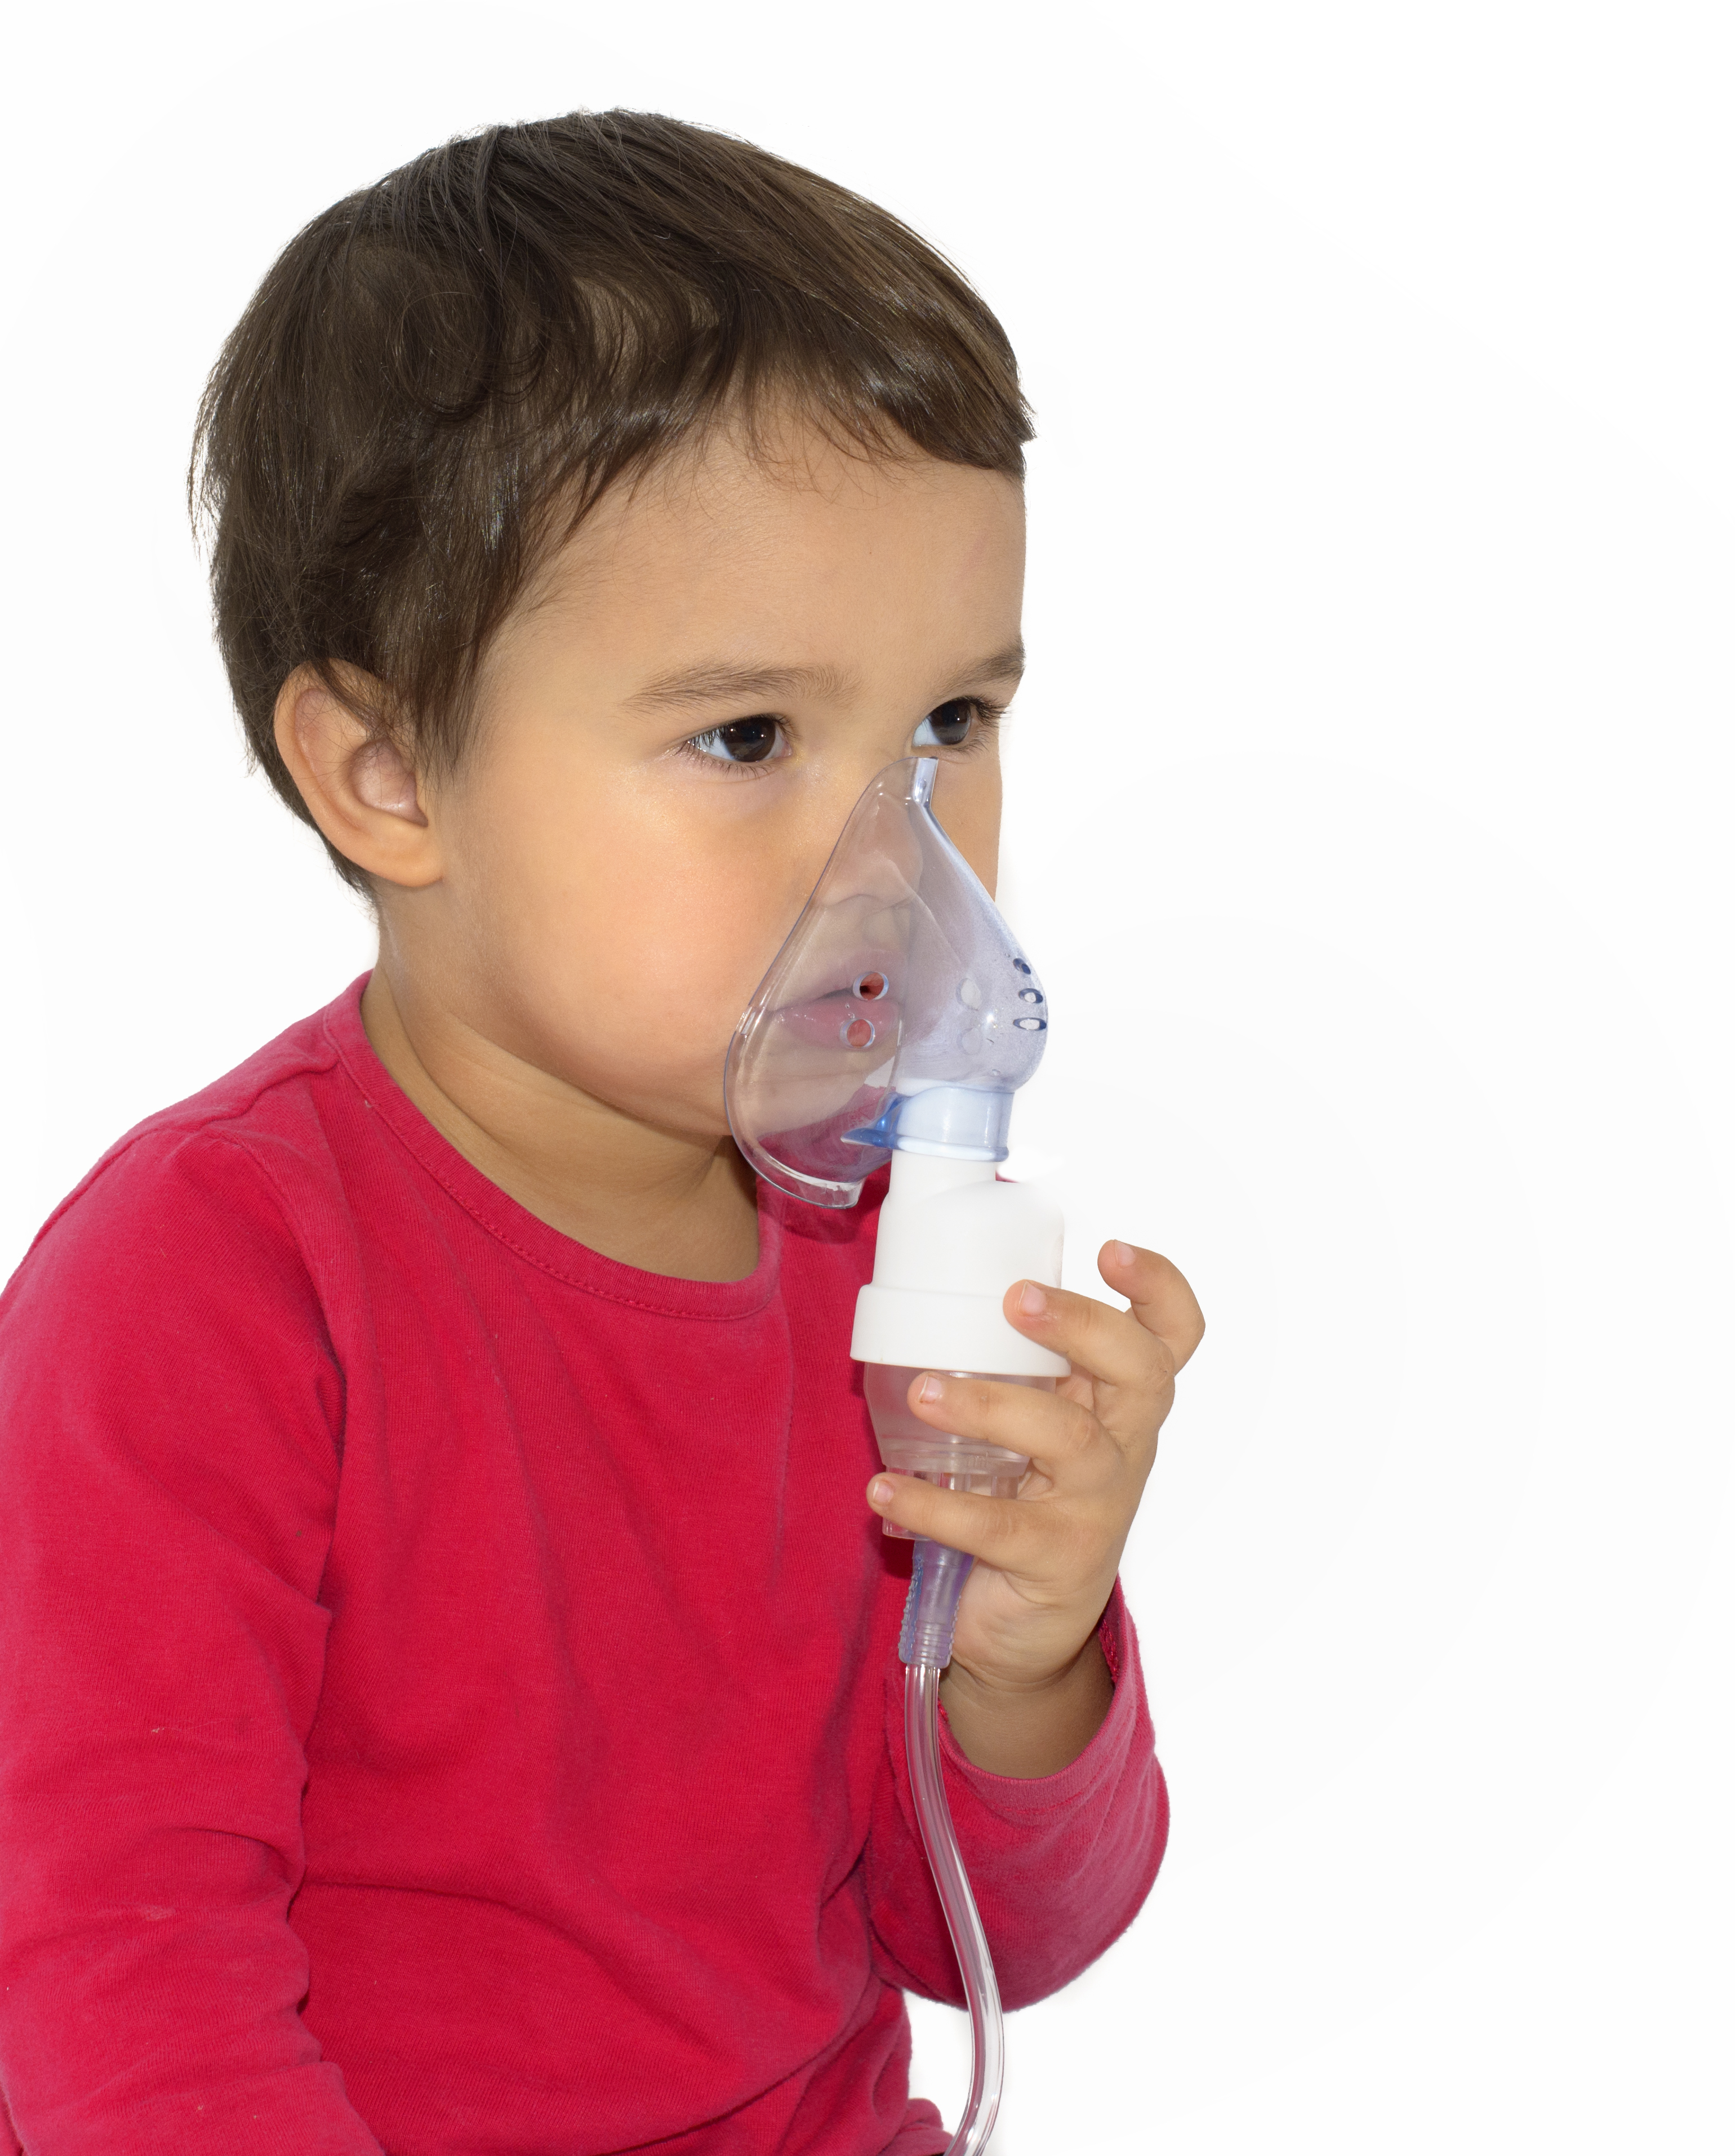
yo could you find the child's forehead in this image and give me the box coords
[509,418,1024,644]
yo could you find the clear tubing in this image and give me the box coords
[900,1537,1004,2156]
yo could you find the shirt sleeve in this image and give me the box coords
[0,1126,386,2155]
[862,1582,1168,2010]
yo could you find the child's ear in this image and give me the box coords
[273,663,444,888]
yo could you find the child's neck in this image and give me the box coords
[358,966,762,1285]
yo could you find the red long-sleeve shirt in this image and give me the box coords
[0,976,1166,2154]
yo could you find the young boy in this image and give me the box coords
[0,112,1203,2154]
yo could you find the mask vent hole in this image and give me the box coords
[1014,1016,1047,1032]
[842,1017,877,1049]
[854,971,888,1000]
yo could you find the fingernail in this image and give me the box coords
[1110,1240,1135,1268]
[869,1478,896,1507]
[918,1374,945,1403]
[1019,1281,1049,1317]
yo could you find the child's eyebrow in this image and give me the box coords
[948,642,1026,692]
[624,661,856,712]
[624,643,1025,714]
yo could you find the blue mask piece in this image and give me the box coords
[724,756,1049,1208]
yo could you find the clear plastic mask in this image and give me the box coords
[724,756,1049,1208]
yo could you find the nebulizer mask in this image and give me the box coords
[726,756,1067,2154]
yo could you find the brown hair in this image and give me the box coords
[189,109,1033,888]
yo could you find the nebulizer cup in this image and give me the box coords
[726,756,1066,2155]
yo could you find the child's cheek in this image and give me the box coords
[451,760,797,1123]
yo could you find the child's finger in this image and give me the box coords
[1095,1242,1206,1372]
[904,1368,1106,1477]
[865,1472,1043,1572]
[1000,1277,1175,1392]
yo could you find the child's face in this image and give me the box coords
[396,413,1026,1146]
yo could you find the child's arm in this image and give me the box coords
[0,1130,386,2155]
[864,1575,1168,2011]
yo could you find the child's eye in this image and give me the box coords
[913,698,989,750]
[680,716,790,766]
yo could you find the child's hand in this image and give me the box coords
[865,1240,1204,1775]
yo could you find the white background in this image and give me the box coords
[2,4,1730,2150]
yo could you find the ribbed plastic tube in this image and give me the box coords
[900,1538,1004,2156]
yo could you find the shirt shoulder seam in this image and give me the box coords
[20,1034,344,1266]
